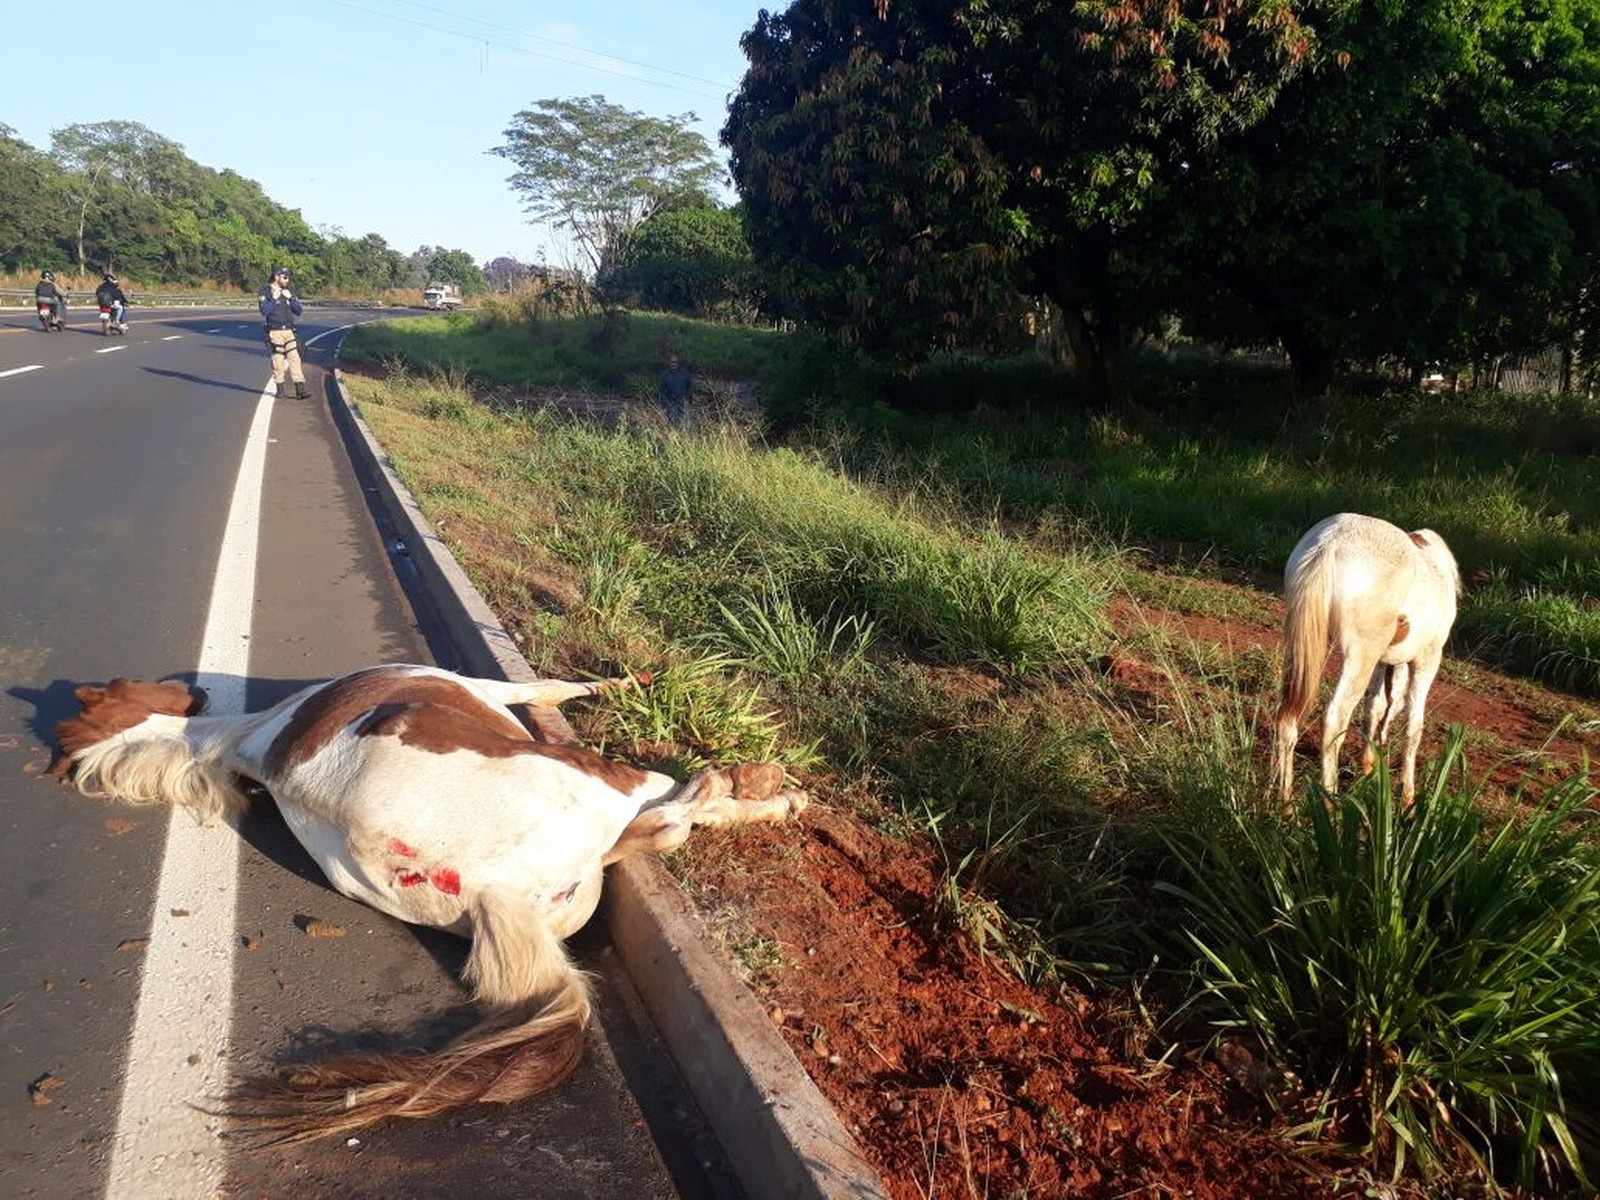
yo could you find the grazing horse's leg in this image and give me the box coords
[604,763,807,865]
[1320,640,1387,794]
[1358,666,1388,776]
[1396,654,1442,805]
[1359,662,1410,777]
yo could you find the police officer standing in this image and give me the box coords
[259,265,311,399]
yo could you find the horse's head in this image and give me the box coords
[51,678,208,773]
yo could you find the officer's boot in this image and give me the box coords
[276,380,293,400]
[295,380,313,399]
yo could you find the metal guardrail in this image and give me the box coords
[0,288,387,309]
[0,288,256,308]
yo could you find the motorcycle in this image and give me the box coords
[99,302,127,336]
[36,297,66,332]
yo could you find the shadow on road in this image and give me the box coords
[142,366,268,396]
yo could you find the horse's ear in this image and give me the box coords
[95,678,201,718]
[74,684,107,708]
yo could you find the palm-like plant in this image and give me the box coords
[1158,734,1600,1189]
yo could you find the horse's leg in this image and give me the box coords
[475,675,636,709]
[1376,663,1410,764]
[1397,654,1442,805]
[1271,710,1299,806]
[1321,643,1386,794]
[603,764,807,865]
[1358,662,1409,776]
[1357,667,1386,776]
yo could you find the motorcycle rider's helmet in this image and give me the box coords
[271,265,289,279]
[103,272,117,283]
[41,270,54,282]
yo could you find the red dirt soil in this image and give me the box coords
[678,592,1595,1200]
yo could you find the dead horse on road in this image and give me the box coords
[52,662,807,1142]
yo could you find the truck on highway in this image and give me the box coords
[423,282,463,310]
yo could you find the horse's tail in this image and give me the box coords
[52,679,249,825]
[1272,543,1336,799]
[1277,548,1335,725]
[228,889,592,1143]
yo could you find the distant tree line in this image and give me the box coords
[0,120,486,296]
[722,0,1600,401]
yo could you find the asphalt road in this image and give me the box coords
[0,305,735,1199]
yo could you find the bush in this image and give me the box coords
[1157,738,1600,1189]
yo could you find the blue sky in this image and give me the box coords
[7,0,761,271]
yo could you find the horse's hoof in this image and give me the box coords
[727,762,785,801]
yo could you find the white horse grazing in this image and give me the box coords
[52,663,807,1142]
[1271,513,1461,806]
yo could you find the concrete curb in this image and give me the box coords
[329,368,888,1200]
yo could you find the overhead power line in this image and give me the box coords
[322,0,740,104]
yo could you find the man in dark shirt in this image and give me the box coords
[95,273,130,332]
[658,353,692,429]
[34,270,67,327]
[258,265,311,399]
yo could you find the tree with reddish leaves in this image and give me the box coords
[724,0,1323,406]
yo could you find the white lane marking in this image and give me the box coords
[163,335,183,341]
[106,378,277,1200]
[95,345,126,355]
[1,364,44,377]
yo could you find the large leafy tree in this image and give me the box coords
[610,204,758,317]
[424,248,486,295]
[0,124,65,270]
[1170,0,1600,394]
[51,121,198,273]
[492,95,724,280]
[724,0,1322,404]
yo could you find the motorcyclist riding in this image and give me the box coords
[95,272,130,332]
[35,270,67,329]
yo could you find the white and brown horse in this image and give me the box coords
[52,663,806,1141]
[1271,512,1461,806]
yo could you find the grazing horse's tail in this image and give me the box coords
[1272,543,1336,801]
[52,679,251,825]
[228,890,592,1143]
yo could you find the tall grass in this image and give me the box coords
[343,307,792,392]
[815,367,1600,694]
[343,316,1600,1193]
